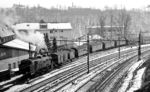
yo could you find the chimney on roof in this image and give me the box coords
[39,19,46,23]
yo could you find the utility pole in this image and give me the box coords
[87,33,90,74]
[118,34,121,59]
[138,31,141,61]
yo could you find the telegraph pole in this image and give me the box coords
[138,31,141,60]
[87,33,90,74]
[118,34,120,59]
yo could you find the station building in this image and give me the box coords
[14,20,73,46]
[0,25,36,71]
[0,39,36,71]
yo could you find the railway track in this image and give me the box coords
[56,52,137,92]
[1,45,125,91]
[37,56,121,92]
[11,45,150,92]
[31,47,148,92]
[57,47,148,92]
[0,46,132,92]
[87,50,150,92]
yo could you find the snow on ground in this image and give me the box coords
[0,75,23,86]
[127,67,146,92]
[58,64,108,92]
[118,60,145,92]
[5,84,29,92]
[5,45,150,92]
[58,72,96,92]
[142,44,150,47]
[58,55,134,92]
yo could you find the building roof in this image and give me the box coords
[3,39,36,51]
[14,23,72,30]
[47,23,72,29]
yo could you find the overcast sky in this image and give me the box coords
[0,0,150,10]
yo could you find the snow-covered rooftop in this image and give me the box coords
[3,39,36,51]
[14,23,72,30]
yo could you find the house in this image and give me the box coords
[14,21,73,46]
[0,39,36,71]
[0,24,15,44]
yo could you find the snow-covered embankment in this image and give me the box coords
[118,60,146,92]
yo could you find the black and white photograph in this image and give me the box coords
[0,0,150,92]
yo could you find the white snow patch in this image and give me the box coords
[0,75,23,86]
[127,67,146,92]
[58,55,135,92]
[74,41,86,46]
[118,60,145,92]
[5,84,28,92]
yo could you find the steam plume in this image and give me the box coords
[13,28,47,49]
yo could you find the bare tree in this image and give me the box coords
[99,13,106,38]
[117,9,131,39]
[123,13,131,38]
[109,9,115,39]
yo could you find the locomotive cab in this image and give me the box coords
[19,59,32,75]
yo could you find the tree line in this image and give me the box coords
[2,4,150,39]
